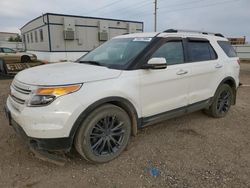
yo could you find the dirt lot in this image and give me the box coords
[0,64,250,188]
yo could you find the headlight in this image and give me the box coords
[27,84,82,107]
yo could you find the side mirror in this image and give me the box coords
[142,57,167,69]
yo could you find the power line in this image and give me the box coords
[159,0,239,14]
[126,0,239,19]
[118,0,204,18]
[105,0,152,16]
[118,0,204,19]
[159,0,204,9]
[85,0,125,14]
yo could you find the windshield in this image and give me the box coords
[77,37,152,69]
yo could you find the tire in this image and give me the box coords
[205,84,233,118]
[74,104,131,163]
[21,55,31,63]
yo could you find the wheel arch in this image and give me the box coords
[216,76,237,105]
[70,97,140,142]
[21,55,31,63]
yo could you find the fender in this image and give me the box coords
[69,96,140,144]
[214,76,237,105]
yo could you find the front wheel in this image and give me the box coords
[205,84,233,118]
[74,104,131,163]
[21,55,31,63]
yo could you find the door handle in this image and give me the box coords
[176,69,188,75]
[215,64,223,69]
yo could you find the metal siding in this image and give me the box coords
[21,14,143,53]
[22,26,50,51]
[21,16,50,52]
[49,15,143,52]
[233,45,250,59]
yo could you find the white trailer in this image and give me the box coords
[20,13,143,62]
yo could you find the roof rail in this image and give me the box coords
[163,29,224,37]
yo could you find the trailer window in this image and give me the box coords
[39,29,44,42]
[30,32,33,43]
[35,31,38,43]
[26,34,29,43]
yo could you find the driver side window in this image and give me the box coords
[152,41,184,65]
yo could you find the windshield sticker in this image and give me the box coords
[133,38,152,42]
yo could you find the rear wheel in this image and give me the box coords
[205,84,233,118]
[21,55,31,63]
[74,104,131,163]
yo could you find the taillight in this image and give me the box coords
[237,59,241,65]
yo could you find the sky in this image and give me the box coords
[0,0,249,40]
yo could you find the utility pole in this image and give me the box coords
[154,0,158,32]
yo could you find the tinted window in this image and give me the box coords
[2,48,15,53]
[152,41,184,65]
[188,41,217,62]
[218,41,237,57]
[79,38,151,67]
[209,45,217,59]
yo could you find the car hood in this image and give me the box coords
[15,62,122,86]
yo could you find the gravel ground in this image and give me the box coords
[0,63,250,188]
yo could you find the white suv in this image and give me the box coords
[5,29,240,163]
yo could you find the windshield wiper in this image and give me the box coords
[78,60,103,66]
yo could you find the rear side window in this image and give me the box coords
[188,41,217,62]
[218,41,237,57]
[2,48,15,53]
[152,41,184,65]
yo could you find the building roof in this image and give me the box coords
[21,12,143,30]
[0,32,18,35]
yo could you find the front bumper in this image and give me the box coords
[4,104,72,151]
[30,56,37,61]
[6,91,84,138]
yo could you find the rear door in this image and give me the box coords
[185,38,225,105]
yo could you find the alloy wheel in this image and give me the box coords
[216,90,231,114]
[90,116,125,156]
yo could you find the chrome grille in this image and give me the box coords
[9,79,33,106]
[10,94,25,104]
[12,84,31,95]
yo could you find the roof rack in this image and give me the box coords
[163,29,224,38]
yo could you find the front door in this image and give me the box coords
[139,39,191,118]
